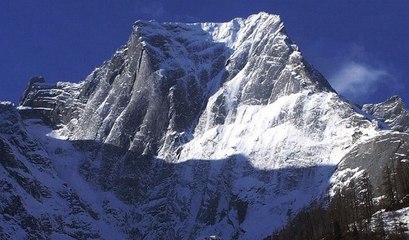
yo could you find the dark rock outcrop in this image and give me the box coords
[331,132,409,196]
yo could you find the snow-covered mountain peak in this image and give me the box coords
[54,11,336,156]
[132,12,282,47]
[363,95,409,133]
[131,12,286,60]
[382,95,405,106]
[6,13,397,239]
[199,12,282,49]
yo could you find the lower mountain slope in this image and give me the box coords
[272,131,409,239]
[0,102,129,239]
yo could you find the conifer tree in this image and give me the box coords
[381,166,397,209]
[374,212,386,240]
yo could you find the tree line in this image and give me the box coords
[270,157,409,240]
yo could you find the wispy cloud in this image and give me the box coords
[316,43,404,103]
[330,61,391,98]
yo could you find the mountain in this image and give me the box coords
[1,12,408,239]
[363,96,409,133]
[0,102,126,239]
[329,96,409,197]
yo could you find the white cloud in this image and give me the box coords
[329,61,391,98]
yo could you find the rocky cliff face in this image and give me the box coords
[363,96,409,133]
[2,12,409,239]
[18,76,86,129]
[329,97,409,200]
[330,132,409,196]
[0,102,129,239]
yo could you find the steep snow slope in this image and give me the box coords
[8,12,393,239]
[179,91,379,169]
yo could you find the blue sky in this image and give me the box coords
[1,0,408,105]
